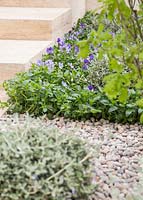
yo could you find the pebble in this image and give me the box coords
[55,118,143,200]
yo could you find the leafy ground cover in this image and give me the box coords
[2,2,143,124]
[0,116,95,200]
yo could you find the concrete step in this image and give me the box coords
[0,40,53,84]
[0,7,72,40]
[0,0,71,8]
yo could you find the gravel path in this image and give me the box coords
[44,117,143,200]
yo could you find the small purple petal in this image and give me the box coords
[46,47,54,54]
[57,38,65,46]
[45,59,54,72]
[75,31,80,36]
[88,85,94,91]
[109,32,115,37]
[89,54,94,61]
[82,64,88,70]
[80,23,85,28]
[74,45,79,54]
[37,60,44,66]
[57,38,61,43]
[66,44,71,53]
[84,59,90,64]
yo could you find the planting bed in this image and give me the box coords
[1,1,143,200]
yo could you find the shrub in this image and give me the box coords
[0,116,94,200]
[78,0,143,123]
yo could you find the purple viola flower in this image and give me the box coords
[66,44,71,53]
[37,60,44,66]
[45,59,54,72]
[89,54,94,61]
[84,58,90,64]
[74,45,79,54]
[80,23,85,28]
[88,85,94,91]
[82,64,88,70]
[109,32,115,37]
[75,31,80,36]
[57,38,64,46]
[46,47,54,54]
[57,38,61,43]
[59,62,64,69]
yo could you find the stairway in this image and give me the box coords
[0,0,75,116]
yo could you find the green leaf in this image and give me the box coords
[125,109,134,117]
[136,99,143,108]
[109,58,123,72]
[108,106,118,113]
[118,88,128,103]
[77,40,90,58]
[140,113,143,124]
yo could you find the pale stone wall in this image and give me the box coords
[72,0,86,24]
[86,0,102,11]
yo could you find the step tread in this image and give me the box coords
[0,40,52,64]
[0,7,71,20]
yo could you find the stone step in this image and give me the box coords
[0,40,53,84]
[0,7,72,40]
[0,0,71,8]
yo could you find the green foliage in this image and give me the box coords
[79,0,143,123]
[0,116,94,200]
[4,58,98,119]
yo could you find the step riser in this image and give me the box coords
[0,10,72,40]
[0,0,86,24]
[0,0,71,7]
[0,40,53,83]
[0,20,52,40]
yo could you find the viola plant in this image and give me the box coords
[4,12,104,119]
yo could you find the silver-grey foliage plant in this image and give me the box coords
[0,116,95,200]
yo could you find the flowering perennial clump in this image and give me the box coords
[3,11,140,123]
